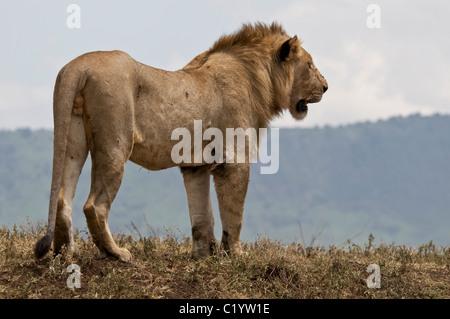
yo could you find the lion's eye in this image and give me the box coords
[308,62,314,70]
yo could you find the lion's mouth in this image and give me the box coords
[297,94,323,113]
[296,99,308,113]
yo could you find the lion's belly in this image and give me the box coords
[129,123,180,170]
[128,123,205,171]
[129,116,218,171]
[129,141,177,171]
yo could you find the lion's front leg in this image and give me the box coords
[212,163,250,256]
[181,166,216,258]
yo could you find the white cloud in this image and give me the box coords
[0,81,53,130]
[198,0,268,24]
[165,50,189,71]
[271,41,436,128]
[41,53,70,74]
[268,1,450,128]
[1,1,449,130]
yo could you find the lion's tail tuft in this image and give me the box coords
[34,233,53,260]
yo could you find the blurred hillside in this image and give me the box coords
[0,114,449,246]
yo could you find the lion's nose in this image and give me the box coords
[323,85,328,93]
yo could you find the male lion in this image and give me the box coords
[34,22,327,261]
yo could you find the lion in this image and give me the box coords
[34,22,328,261]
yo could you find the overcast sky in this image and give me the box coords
[0,0,449,129]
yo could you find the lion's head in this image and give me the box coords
[184,22,328,124]
[278,36,328,120]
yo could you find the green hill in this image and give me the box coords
[1,114,449,246]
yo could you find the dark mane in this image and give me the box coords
[209,22,288,54]
[183,22,298,128]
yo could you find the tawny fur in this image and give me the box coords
[34,22,327,261]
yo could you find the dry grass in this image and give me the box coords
[0,222,448,299]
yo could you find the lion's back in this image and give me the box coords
[62,50,139,85]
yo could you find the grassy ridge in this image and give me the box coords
[0,223,448,299]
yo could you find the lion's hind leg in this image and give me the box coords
[82,131,133,262]
[53,113,88,258]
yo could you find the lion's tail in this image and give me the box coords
[34,66,84,260]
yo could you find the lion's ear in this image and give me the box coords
[278,36,299,62]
